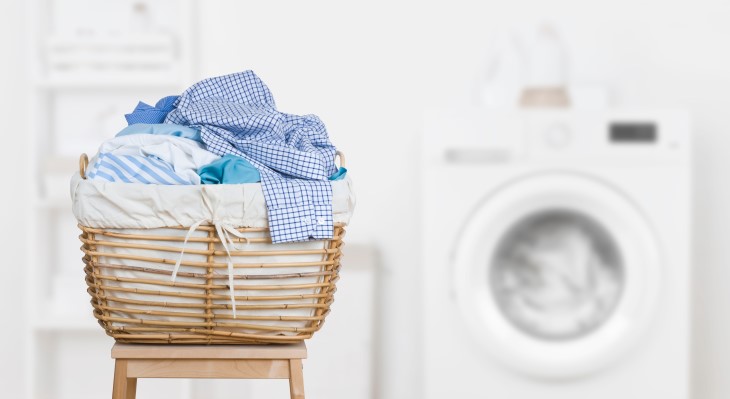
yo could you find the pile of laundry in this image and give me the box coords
[84,70,347,243]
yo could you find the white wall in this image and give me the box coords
[194,1,730,398]
[0,1,29,397]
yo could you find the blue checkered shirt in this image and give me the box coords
[165,71,338,243]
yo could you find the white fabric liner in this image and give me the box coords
[70,172,355,229]
[70,173,355,336]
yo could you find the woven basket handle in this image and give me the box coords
[335,151,346,168]
[79,153,89,179]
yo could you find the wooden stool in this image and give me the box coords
[111,342,307,399]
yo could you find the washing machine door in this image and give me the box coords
[452,173,661,379]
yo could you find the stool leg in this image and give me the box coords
[126,376,137,399]
[112,360,137,399]
[112,360,128,399]
[288,359,305,399]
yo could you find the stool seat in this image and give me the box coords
[111,343,307,399]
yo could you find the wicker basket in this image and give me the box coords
[77,154,346,344]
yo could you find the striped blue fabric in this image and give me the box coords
[165,71,338,243]
[87,153,194,185]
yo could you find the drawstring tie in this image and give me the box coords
[172,219,249,319]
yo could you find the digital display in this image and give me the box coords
[610,122,657,143]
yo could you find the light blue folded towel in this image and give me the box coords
[198,154,261,184]
[329,167,347,181]
[116,123,202,143]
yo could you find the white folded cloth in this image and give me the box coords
[87,135,220,185]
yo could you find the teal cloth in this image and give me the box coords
[198,154,261,184]
[116,123,202,143]
[328,167,347,181]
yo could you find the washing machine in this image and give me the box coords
[420,109,690,399]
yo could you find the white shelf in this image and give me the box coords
[26,0,198,397]
[31,314,101,332]
[34,78,181,90]
[34,198,72,210]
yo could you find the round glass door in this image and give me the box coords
[491,210,624,341]
[452,173,661,379]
